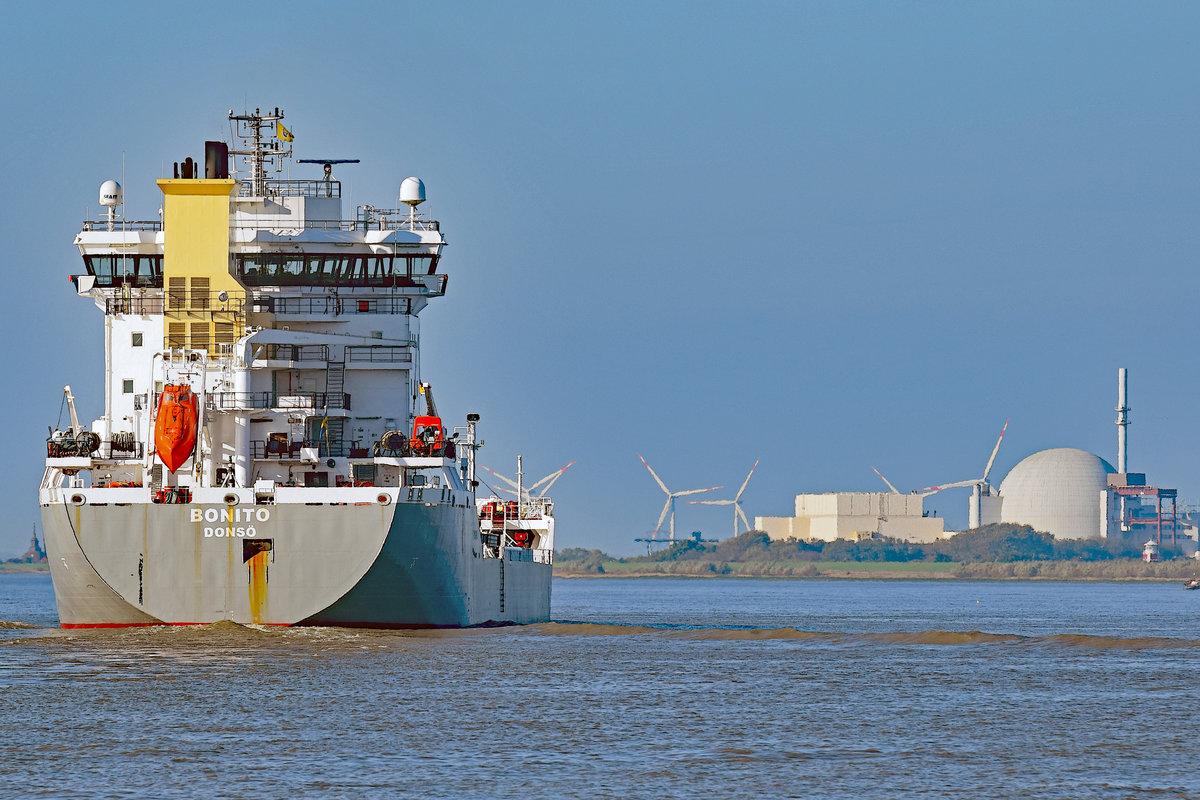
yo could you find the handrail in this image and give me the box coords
[107,297,166,315]
[228,218,440,232]
[251,343,330,363]
[207,391,351,411]
[80,220,163,232]
[253,295,420,315]
[239,179,341,199]
[346,345,413,363]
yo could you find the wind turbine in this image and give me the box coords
[690,459,760,537]
[913,418,1009,529]
[871,466,938,497]
[482,461,576,500]
[639,454,722,542]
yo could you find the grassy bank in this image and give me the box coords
[556,558,1200,581]
[0,562,49,573]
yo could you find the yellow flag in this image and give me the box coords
[277,121,294,142]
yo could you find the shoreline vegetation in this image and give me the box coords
[6,525,1198,581]
[556,525,1200,582]
[0,562,48,573]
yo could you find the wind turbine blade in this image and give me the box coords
[735,459,760,500]
[533,460,577,497]
[674,486,723,497]
[639,454,670,494]
[736,504,751,533]
[654,498,671,535]
[872,466,901,495]
[982,418,1010,483]
[481,466,521,492]
[914,478,980,495]
[689,499,733,505]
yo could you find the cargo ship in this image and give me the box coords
[39,108,553,628]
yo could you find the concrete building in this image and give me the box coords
[756,491,945,543]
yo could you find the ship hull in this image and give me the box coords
[41,498,551,628]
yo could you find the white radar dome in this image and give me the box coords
[99,180,123,207]
[998,447,1114,540]
[399,176,426,207]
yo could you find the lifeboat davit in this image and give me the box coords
[155,384,198,473]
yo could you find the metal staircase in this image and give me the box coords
[325,360,345,407]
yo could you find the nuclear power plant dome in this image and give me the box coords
[998,448,1115,540]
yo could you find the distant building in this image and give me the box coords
[6,527,47,564]
[756,492,945,544]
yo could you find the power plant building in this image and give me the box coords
[755,370,1196,555]
[996,448,1115,541]
[756,492,945,544]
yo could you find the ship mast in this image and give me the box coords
[227,107,292,197]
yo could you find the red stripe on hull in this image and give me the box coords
[61,621,292,629]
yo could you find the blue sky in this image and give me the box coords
[3,1,1199,556]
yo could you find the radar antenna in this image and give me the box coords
[298,159,360,197]
[227,107,292,197]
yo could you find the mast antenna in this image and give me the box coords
[227,107,291,197]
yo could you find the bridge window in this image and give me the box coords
[83,255,163,287]
[234,254,437,287]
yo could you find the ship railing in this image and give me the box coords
[80,219,163,232]
[95,440,145,460]
[240,179,341,199]
[207,391,351,411]
[107,296,166,315]
[165,290,246,314]
[532,549,554,565]
[252,295,423,315]
[251,439,353,459]
[250,343,330,363]
[357,210,441,233]
[230,217,441,233]
[346,345,413,363]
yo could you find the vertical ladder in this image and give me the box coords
[499,554,506,613]
[325,360,345,407]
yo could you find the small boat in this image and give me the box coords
[1184,578,1200,590]
[154,384,198,473]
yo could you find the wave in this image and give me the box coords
[538,622,1200,649]
[0,620,38,629]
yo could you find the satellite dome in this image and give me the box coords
[99,180,122,207]
[399,176,426,207]
[998,448,1114,540]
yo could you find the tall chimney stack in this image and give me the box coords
[1116,367,1129,473]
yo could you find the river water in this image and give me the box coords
[1,573,1197,799]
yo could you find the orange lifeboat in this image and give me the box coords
[155,384,198,473]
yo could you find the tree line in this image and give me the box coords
[557,523,1175,574]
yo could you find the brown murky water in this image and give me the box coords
[2,574,1198,798]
